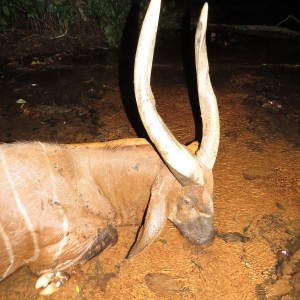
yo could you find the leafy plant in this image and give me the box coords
[0,0,182,47]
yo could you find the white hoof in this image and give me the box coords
[35,271,70,295]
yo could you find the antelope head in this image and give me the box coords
[128,0,219,257]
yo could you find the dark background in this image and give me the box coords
[183,0,299,24]
[173,0,299,34]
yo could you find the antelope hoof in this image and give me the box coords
[35,271,70,295]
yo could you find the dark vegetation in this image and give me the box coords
[0,0,181,47]
[1,0,299,50]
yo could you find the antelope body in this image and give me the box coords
[0,0,219,295]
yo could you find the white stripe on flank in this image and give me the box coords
[0,150,40,262]
[0,222,14,279]
[53,214,69,261]
[38,142,70,260]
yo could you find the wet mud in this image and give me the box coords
[0,36,299,299]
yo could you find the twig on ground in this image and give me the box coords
[50,28,69,40]
[276,15,300,27]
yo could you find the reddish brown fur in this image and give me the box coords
[0,138,214,282]
[0,139,172,278]
[0,1,218,292]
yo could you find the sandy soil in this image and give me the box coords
[0,34,299,299]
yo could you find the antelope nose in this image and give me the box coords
[196,231,215,247]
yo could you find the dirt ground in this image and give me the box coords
[0,31,299,299]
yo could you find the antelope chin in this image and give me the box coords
[187,233,215,246]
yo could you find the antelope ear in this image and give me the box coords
[127,174,171,258]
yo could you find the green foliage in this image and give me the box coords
[16,99,26,104]
[0,0,74,32]
[0,1,13,29]
[0,0,182,47]
[85,0,132,47]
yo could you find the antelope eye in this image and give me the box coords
[184,199,193,207]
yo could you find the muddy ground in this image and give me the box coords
[0,31,299,299]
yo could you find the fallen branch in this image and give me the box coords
[208,23,300,40]
[276,15,300,27]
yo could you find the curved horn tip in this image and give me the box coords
[200,3,209,24]
[199,2,208,31]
